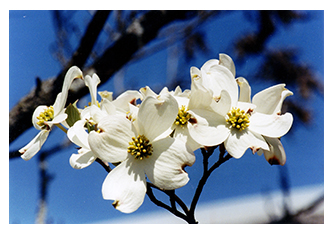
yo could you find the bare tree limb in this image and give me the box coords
[9,10,111,144]
[9,10,198,146]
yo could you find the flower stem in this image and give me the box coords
[55,123,68,134]
[189,145,232,219]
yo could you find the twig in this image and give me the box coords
[95,158,112,173]
[146,183,193,223]
[189,146,232,218]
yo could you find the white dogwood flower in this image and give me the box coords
[88,93,195,213]
[190,56,293,159]
[19,66,83,160]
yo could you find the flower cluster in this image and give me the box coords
[19,53,293,213]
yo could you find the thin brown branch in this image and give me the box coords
[189,147,232,218]
[146,183,193,223]
[95,158,112,173]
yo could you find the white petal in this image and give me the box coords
[200,59,219,74]
[262,137,287,166]
[252,84,292,115]
[46,113,67,125]
[144,137,195,190]
[190,66,201,79]
[188,85,213,111]
[88,115,134,163]
[112,90,142,112]
[32,105,48,130]
[91,106,108,123]
[219,53,236,77]
[67,120,89,149]
[100,99,117,115]
[69,149,96,169]
[173,86,191,98]
[225,129,269,159]
[102,158,147,213]
[187,109,229,147]
[208,65,238,105]
[19,130,50,160]
[98,90,113,101]
[273,88,293,115]
[173,126,202,151]
[137,93,178,141]
[84,73,101,106]
[214,90,232,116]
[236,77,251,103]
[54,66,83,113]
[139,86,158,99]
[236,101,256,113]
[249,112,293,138]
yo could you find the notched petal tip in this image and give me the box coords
[250,146,260,154]
[112,200,120,209]
[267,156,284,166]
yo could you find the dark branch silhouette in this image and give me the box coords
[9,10,199,144]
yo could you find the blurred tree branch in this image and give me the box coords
[235,10,323,126]
[9,10,199,145]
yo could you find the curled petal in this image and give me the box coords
[19,130,50,160]
[69,149,96,169]
[214,90,232,116]
[188,109,229,147]
[190,66,201,79]
[200,59,219,74]
[236,77,251,103]
[219,53,236,77]
[208,65,238,105]
[54,66,83,114]
[112,90,142,112]
[67,120,89,149]
[102,158,147,213]
[273,88,294,115]
[249,112,293,138]
[98,90,113,102]
[46,113,67,126]
[252,84,293,115]
[139,86,158,99]
[32,105,49,130]
[84,73,101,106]
[145,137,195,190]
[262,137,287,166]
[225,129,269,159]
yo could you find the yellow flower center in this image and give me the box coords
[226,107,250,131]
[36,106,54,128]
[174,105,191,127]
[127,135,153,160]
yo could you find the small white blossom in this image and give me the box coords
[19,66,83,160]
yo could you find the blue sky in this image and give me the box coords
[9,10,324,224]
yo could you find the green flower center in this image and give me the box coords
[226,107,250,131]
[128,135,153,160]
[36,106,54,128]
[174,105,191,127]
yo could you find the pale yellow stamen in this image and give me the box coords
[174,105,191,127]
[36,106,54,128]
[127,135,153,160]
[226,107,250,131]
